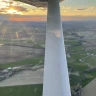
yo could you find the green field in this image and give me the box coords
[0,39,96,95]
[65,39,96,88]
[0,56,44,96]
[0,84,43,96]
[0,56,44,69]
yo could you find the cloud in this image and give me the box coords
[87,6,96,10]
[0,5,28,14]
[0,0,28,14]
[10,6,28,12]
[60,6,71,10]
[75,8,87,11]
[75,6,96,11]
[0,10,6,13]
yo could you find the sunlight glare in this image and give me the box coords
[7,9,22,15]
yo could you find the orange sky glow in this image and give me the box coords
[0,0,96,21]
[9,16,47,21]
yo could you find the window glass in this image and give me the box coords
[0,0,96,96]
[60,0,96,95]
[0,0,46,96]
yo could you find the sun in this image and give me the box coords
[7,9,17,14]
[7,8,22,15]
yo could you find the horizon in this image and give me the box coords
[0,14,96,21]
[0,0,96,21]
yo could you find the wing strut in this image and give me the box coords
[43,0,71,96]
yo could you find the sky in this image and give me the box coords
[0,0,96,21]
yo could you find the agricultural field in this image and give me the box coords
[0,21,45,96]
[0,84,43,96]
[0,21,96,96]
[63,21,96,95]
